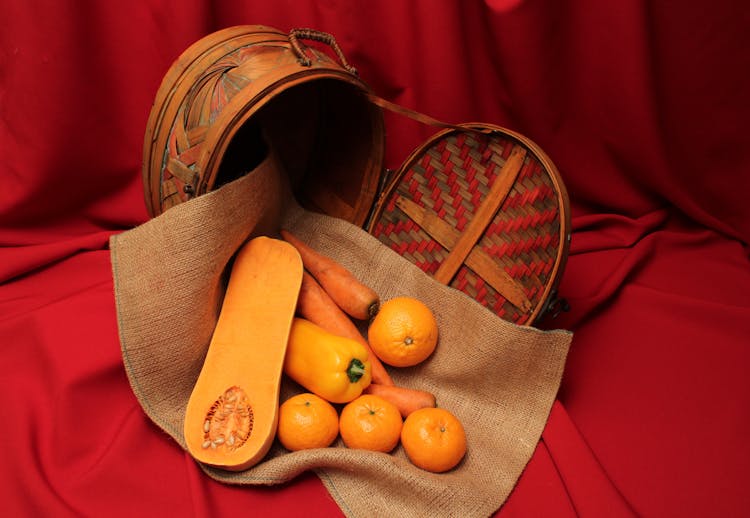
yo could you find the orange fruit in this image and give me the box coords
[401,407,467,473]
[277,393,339,451]
[367,296,438,367]
[339,394,403,452]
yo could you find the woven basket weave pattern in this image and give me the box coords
[162,44,297,210]
[372,132,561,324]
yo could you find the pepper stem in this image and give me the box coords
[347,358,366,383]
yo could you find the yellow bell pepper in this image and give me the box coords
[284,318,372,404]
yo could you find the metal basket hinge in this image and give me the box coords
[542,290,570,320]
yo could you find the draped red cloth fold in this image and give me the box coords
[2,1,748,516]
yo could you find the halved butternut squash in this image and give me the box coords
[183,236,303,471]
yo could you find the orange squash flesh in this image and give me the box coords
[183,236,303,471]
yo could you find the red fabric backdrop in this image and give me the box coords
[2,1,749,516]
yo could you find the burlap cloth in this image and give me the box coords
[110,152,572,518]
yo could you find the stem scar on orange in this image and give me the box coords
[277,393,339,451]
[401,407,467,473]
[339,394,403,452]
[367,296,438,367]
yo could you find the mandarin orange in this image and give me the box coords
[339,394,403,452]
[277,393,339,451]
[367,296,438,367]
[401,407,466,472]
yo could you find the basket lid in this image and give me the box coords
[367,122,571,325]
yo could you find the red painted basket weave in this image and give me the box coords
[368,124,570,325]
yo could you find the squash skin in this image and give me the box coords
[284,318,372,404]
[183,236,303,471]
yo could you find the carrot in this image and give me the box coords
[364,383,437,418]
[296,271,394,386]
[280,229,380,321]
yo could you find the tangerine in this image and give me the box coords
[277,393,339,451]
[401,407,467,473]
[367,296,438,367]
[339,394,403,452]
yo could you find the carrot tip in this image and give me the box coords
[367,301,380,321]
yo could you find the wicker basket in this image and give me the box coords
[142,25,384,225]
[142,25,570,325]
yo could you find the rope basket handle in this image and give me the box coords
[289,28,358,75]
